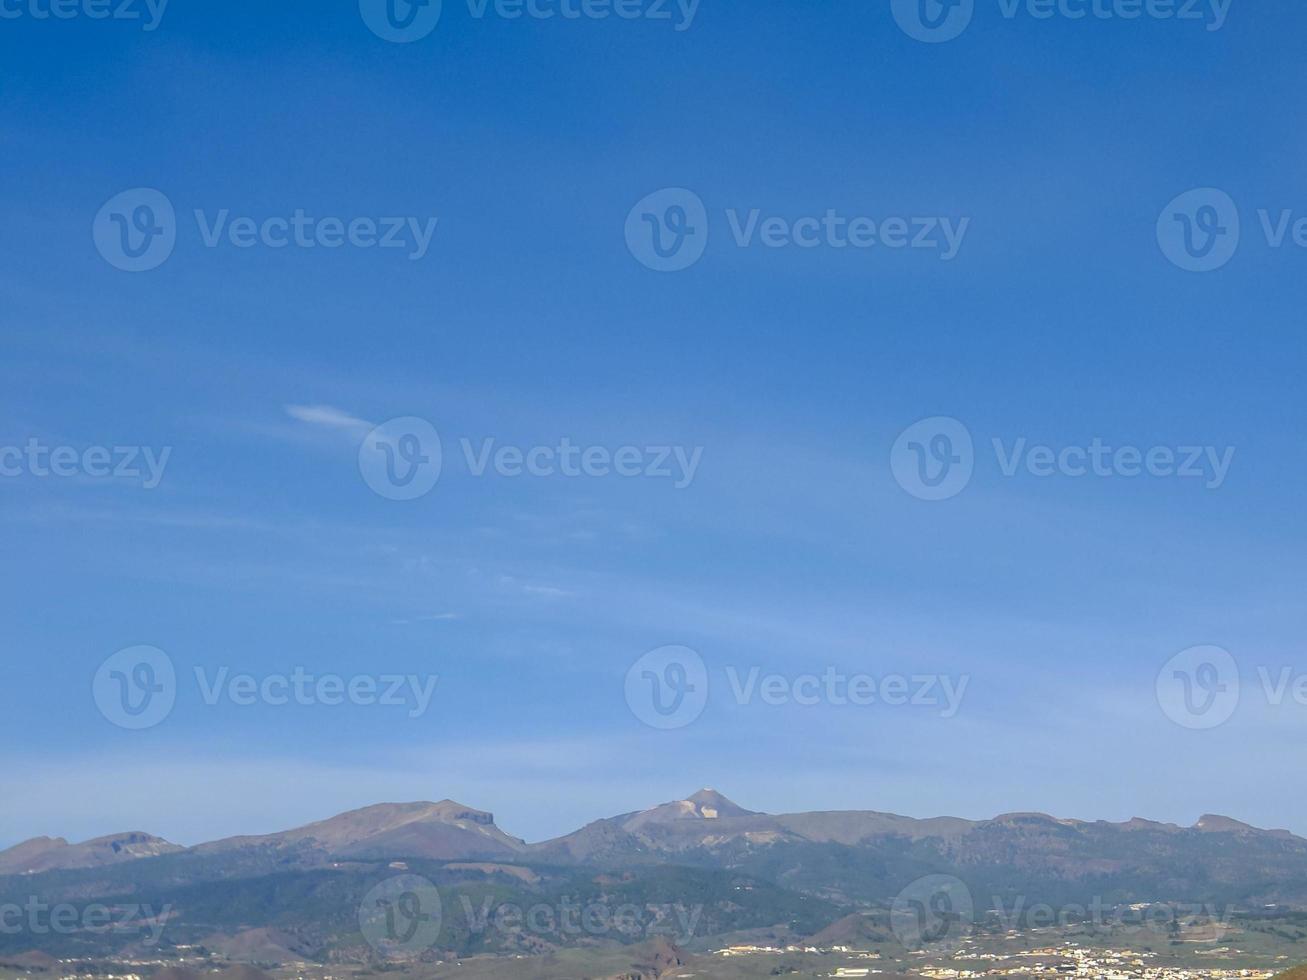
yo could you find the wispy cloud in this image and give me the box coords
[284,404,374,434]
[522,584,577,598]
[496,575,579,599]
[391,612,462,625]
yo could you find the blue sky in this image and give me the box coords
[3,0,1307,848]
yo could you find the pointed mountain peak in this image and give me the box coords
[1194,814,1257,833]
[620,790,760,831]
[685,789,756,818]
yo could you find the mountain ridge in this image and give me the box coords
[0,831,181,875]
[3,790,1296,877]
[7,790,1307,965]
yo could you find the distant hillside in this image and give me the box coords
[154,968,274,980]
[0,832,180,875]
[806,911,893,948]
[0,858,840,964]
[8,789,1300,886]
[530,790,1307,907]
[5,788,1307,966]
[194,800,527,862]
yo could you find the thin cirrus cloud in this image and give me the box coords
[284,403,373,434]
[390,613,463,625]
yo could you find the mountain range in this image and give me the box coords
[0,831,181,875]
[4,790,1307,965]
[3,788,1297,883]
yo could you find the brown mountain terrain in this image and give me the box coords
[0,831,180,875]
[0,951,60,972]
[154,968,273,980]
[196,927,320,964]
[531,789,1299,867]
[4,793,1307,971]
[806,911,893,948]
[601,937,688,979]
[192,800,527,861]
[4,789,1305,907]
